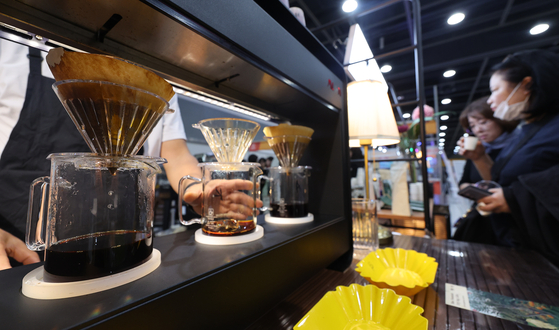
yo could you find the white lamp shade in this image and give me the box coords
[347,80,400,146]
[344,24,388,91]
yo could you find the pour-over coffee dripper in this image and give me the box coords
[193,118,260,163]
[53,79,171,157]
[265,135,311,168]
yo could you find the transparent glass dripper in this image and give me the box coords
[265,135,311,167]
[193,118,260,163]
[52,80,171,157]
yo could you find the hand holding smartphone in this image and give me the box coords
[458,185,492,201]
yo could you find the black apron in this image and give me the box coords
[0,47,89,240]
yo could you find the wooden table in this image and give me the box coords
[247,235,559,329]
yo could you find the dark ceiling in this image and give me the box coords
[289,0,559,156]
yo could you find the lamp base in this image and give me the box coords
[379,225,393,246]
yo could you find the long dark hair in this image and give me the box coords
[491,50,559,119]
[459,96,519,133]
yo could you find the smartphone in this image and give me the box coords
[458,185,492,201]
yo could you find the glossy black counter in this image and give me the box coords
[0,214,350,329]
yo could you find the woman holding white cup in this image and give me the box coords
[457,96,519,191]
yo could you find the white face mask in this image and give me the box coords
[493,82,529,120]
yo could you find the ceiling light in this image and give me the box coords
[380,64,392,73]
[403,113,411,119]
[441,98,451,105]
[439,132,446,137]
[439,138,445,142]
[342,0,358,13]
[440,125,448,131]
[447,13,465,25]
[440,115,449,120]
[443,70,456,78]
[439,142,445,146]
[530,23,549,35]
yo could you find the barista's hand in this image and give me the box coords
[457,136,486,161]
[183,179,264,218]
[0,229,40,270]
[478,188,511,214]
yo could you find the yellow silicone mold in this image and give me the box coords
[294,284,428,330]
[355,248,438,296]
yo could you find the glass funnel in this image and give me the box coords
[193,118,260,163]
[52,80,170,157]
[265,135,311,167]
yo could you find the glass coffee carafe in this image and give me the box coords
[26,153,164,280]
[178,162,265,236]
[268,166,311,218]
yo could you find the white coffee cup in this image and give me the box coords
[464,136,479,151]
[476,202,491,216]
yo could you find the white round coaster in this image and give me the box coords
[265,213,314,224]
[22,249,161,300]
[194,225,264,245]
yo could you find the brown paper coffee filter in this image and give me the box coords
[263,123,314,138]
[263,124,313,167]
[265,135,311,167]
[53,80,169,157]
[46,48,174,102]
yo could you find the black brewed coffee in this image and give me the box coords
[270,203,308,218]
[44,230,152,280]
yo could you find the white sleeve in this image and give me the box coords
[0,41,30,156]
[161,95,187,143]
[143,94,187,157]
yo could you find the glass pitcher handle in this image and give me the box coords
[26,176,50,251]
[178,175,202,226]
[257,175,269,212]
